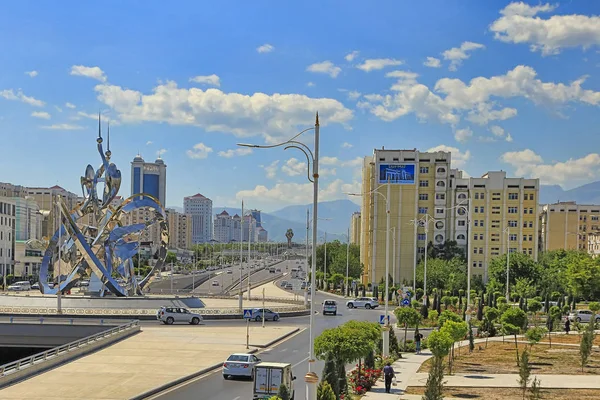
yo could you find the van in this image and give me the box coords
[322,299,337,316]
[253,362,295,400]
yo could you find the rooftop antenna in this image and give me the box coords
[97,111,102,140]
[106,121,112,158]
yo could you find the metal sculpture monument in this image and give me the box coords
[39,116,168,297]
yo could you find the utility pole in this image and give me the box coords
[238,200,244,312]
[345,227,350,297]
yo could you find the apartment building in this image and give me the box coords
[450,171,539,282]
[539,202,600,252]
[25,185,79,240]
[350,212,361,245]
[0,197,16,277]
[167,209,193,250]
[360,148,539,285]
[184,193,213,244]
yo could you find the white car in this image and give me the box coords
[568,310,600,323]
[7,281,32,291]
[211,280,219,286]
[346,297,379,309]
[157,306,203,325]
[223,353,261,379]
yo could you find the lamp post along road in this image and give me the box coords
[345,227,350,297]
[238,201,244,312]
[345,182,391,357]
[504,226,510,301]
[238,113,320,400]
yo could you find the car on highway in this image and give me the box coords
[279,280,288,287]
[346,297,379,309]
[222,353,261,379]
[568,310,600,323]
[7,281,32,291]
[31,282,40,290]
[322,300,338,315]
[251,308,280,322]
[227,269,233,274]
[276,268,281,273]
[157,307,203,325]
[284,283,293,290]
[211,280,219,286]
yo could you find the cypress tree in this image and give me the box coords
[436,293,442,314]
[321,354,339,398]
[477,297,483,321]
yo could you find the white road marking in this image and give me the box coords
[280,348,288,352]
[232,397,240,400]
[264,348,274,352]
[292,356,310,368]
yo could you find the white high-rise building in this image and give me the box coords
[14,196,43,241]
[0,197,16,277]
[184,193,213,244]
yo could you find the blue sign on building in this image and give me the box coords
[379,164,415,184]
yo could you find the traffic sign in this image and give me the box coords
[243,309,253,319]
[379,315,390,324]
[402,298,410,306]
[405,291,412,298]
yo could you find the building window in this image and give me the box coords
[480,220,485,227]
[508,207,518,214]
[418,247,425,254]
[508,193,519,200]
[474,207,479,213]
[418,233,426,241]
[510,234,517,241]
[435,221,444,229]
[435,208,444,215]
[529,208,534,214]
[437,167,446,174]
[479,248,483,254]
[529,221,533,228]
[436,181,445,187]
[458,193,467,200]
[457,234,465,240]
[436,193,445,200]
[529,194,534,201]
[478,261,483,268]
[420,167,429,174]
[474,220,478,227]
[480,206,485,213]
[473,234,478,241]
[435,234,444,243]
[509,220,518,227]
[479,234,484,240]
[475,193,479,200]
[458,220,466,226]
[528,235,533,241]
[457,207,466,216]
[419,180,429,187]
[472,261,477,268]
[418,207,428,214]
[419,194,428,201]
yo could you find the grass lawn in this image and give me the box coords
[406,386,600,399]
[418,341,600,375]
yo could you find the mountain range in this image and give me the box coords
[168,180,600,242]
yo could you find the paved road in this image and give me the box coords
[151,291,391,400]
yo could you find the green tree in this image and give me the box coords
[518,350,531,400]
[427,240,466,261]
[488,252,540,294]
[580,318,595,372]
[525,327,547,352]
[438,309,462,328]
[310,241,363,279]
[277,383,290,400]
[165,251,178,265]
[565,255,600,300]
[395,307,422,351]
[589,301,600,321]
[423,330,453,400]
[527,299,543,326]
[389,324,401,356]
[316,381,336,400]
[514,278,537,302]
[501,307,528,366]
[483,307,500,339]
[321,354,338,398]
[416,257,467,291]
[440,320,468,374]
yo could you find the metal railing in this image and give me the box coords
[0,320,139,379]
[0,316,131,325]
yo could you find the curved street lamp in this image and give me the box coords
[238,113,321,399]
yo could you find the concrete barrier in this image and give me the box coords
[0,320,140,388]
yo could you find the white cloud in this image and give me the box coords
[489,125,513,142]
[186,142,213,159]
[321,156,362,168]
[25,70,38,78]
[356,58,403,72]
[427,145,471,168]
[500,149,600,186]
[359,65,600,129]
[442,41,485,71]
[262,160,280,179]
[0,89,45,107]
[40,123,84,130]
[345,51,359,62]
[94,81,353,144]
[423,57,441,68]
[189,74,221,87]
[146,141,153,145]
[236,178,361,206]
[70,65,107,82]
[281,157,307,176]
[307,82,315,87]
[491,2,600,55]
[156,148,167,157]
[454,127,473,143]
[306,61,341,78]
[218,148,253,158]
[341,142,353,148]
[65,102,76,109]
[257,44,274,53]
[347,91,361,100]
[31,111,51,119]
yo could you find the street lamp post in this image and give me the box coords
[346,227,350,297]
[346,182,391,357]
[504,226,510,301]
[238,113,320,400]
[411,215,434,304]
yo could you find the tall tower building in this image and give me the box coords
[131,155,167,206]
[350,212,361,245]
[184,193,213,244]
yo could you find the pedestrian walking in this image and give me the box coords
[565,318,570,334]
[383,361,396,394]
[414,329,424,354]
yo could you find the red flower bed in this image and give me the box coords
[348,365,381,395]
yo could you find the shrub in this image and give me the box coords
[317,381,336,400]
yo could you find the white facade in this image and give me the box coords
[214,210,235,243]
[184,193,213,244]
[0,197,16,277]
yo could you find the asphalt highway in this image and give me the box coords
[151,291,395,400]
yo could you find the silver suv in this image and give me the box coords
[346,297,379,309]
[157,306,203,325]
[568,310,600,323]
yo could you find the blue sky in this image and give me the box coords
[1,1,599,212]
